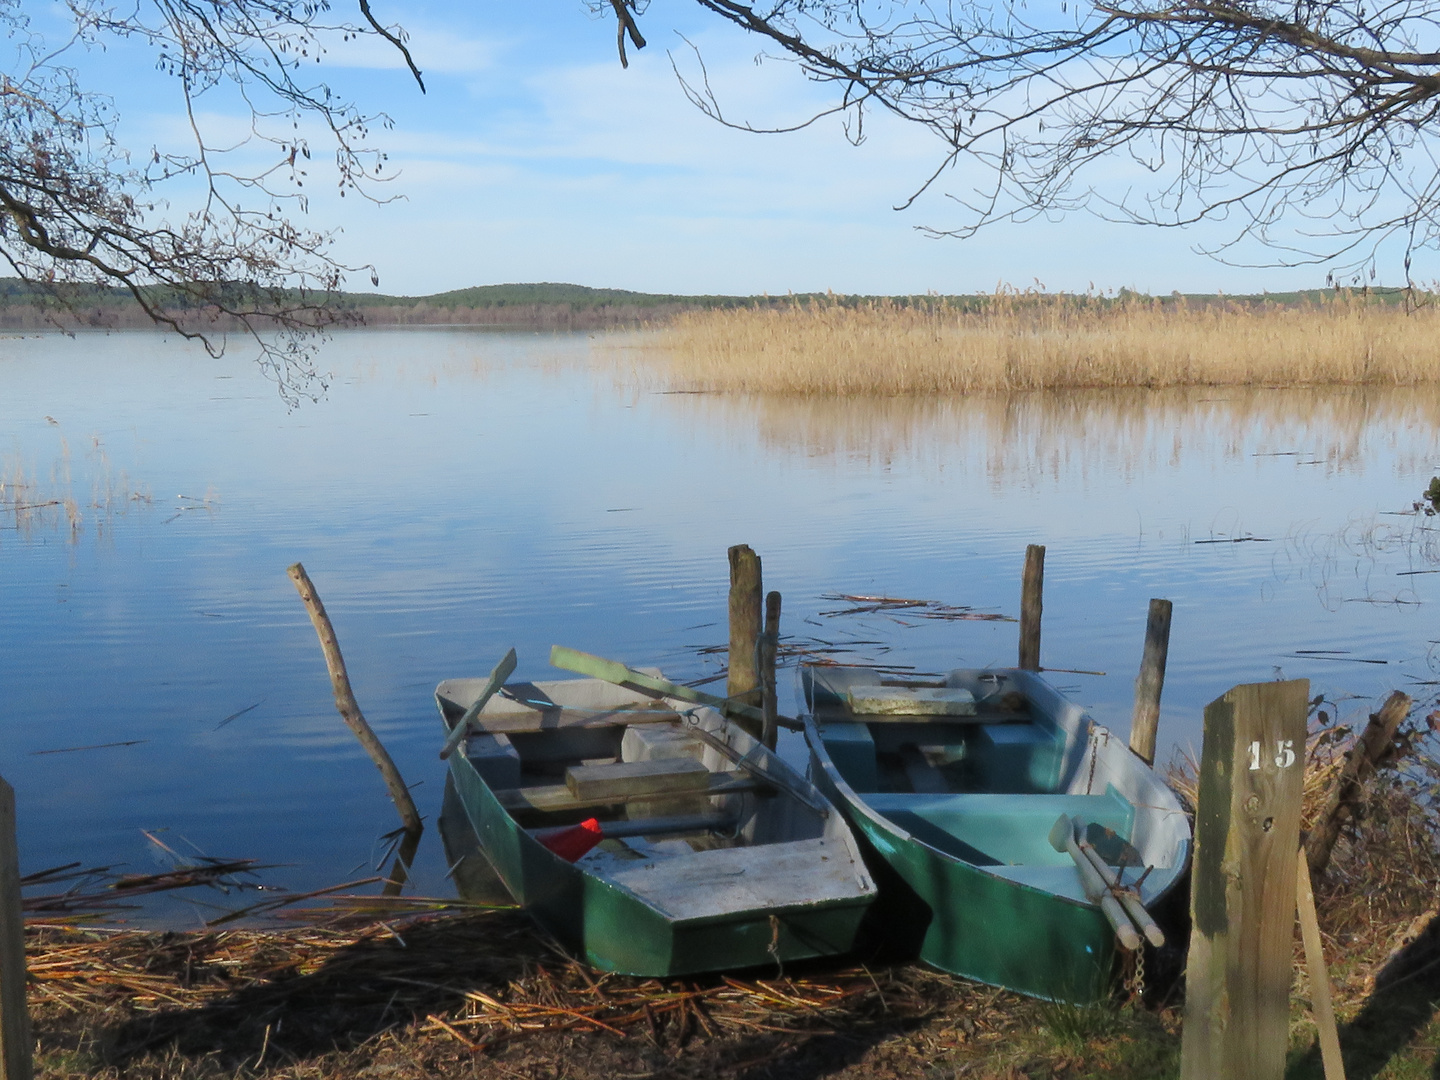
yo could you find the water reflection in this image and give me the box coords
[663,385,1440,483]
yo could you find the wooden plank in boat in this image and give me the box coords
[846,686,977,716]
[567,758,710,801]
[466,707,682,735]
[814,705,1031,725]
[496,770,763,814]
[604,837,863,922]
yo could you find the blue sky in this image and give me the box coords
[76,2,1393,296]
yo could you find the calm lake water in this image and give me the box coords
[3,328,1438,923]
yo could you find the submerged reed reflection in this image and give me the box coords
[659,385,1440,485]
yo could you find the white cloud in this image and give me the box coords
[315,22,502,76]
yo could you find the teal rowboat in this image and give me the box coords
[436,670,876,976]
[801,666,1191,1003]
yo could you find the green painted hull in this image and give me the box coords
[445,720,872,978]
[827,773,1115,1002]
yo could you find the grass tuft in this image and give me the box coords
[1035,994,1123,1047]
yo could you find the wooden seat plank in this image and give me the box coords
[566,758,710,801]
[462,707,682,736]
[495,770,766,814]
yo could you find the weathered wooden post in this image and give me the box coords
[0,777,33,1080]
[288,562,424,837]
[727,545,764,739]
[1181,679,1309,1080]
[1295,849,1346,1080]
[1018,544,1045,671]
[759,590,782,750]
[1129,598,1173,766]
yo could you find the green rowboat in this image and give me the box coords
[801,665,1191,1003]
[436,670,877,976]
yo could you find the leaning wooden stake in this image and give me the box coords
[1129,598,1173,766]
[727,545,764,739]
[1296,849,1346,1080]
[1180,678,1309,1080]
[759,590,782,750]
[1305,689,1411,875]
[0,777,32,1080]
[1019,544,1045,671]
[288,562,423,837]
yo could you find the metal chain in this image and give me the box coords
[1120,942,1146,1006]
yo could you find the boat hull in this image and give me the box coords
[801,666,1191,1003]
[442,688,874,977]
[811,761,1115,1002]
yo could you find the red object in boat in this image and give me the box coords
[539,817,604,861]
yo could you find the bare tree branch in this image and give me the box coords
[358,0,425,92]
[0,1,420,403]
[604,0,1440,279]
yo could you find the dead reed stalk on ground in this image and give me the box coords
[642,294,1440,395]
[25,911,1018,1080]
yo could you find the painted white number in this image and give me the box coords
[1248,739,1296,770]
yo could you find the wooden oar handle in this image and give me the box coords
[1076,840,1166,948]
[1050,814,1143,950]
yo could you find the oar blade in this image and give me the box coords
[440,647,519,760]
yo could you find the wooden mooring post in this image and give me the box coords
[0,777,32,1080]
[1018,544,1045,671]
[1181,678,1309,1080]
[1129,598,1173,766]
[727,545,764,739]
[759,590,782,750]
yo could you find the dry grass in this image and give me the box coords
[640,293,1440,395]
[28,910,1052,1080]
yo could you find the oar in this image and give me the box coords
[548,646,801,731]
[439,648,518,760]
[1075,836,1166,947]
[1048,814,1142,950]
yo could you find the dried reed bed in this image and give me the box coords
[643,295,1440,395]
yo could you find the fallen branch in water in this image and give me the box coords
[818,593,1014,622]
[22,858,269,914]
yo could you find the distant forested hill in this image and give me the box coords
[0,278,1413,332]
[0,279,752,331]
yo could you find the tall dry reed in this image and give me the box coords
[642,293,1440,394]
